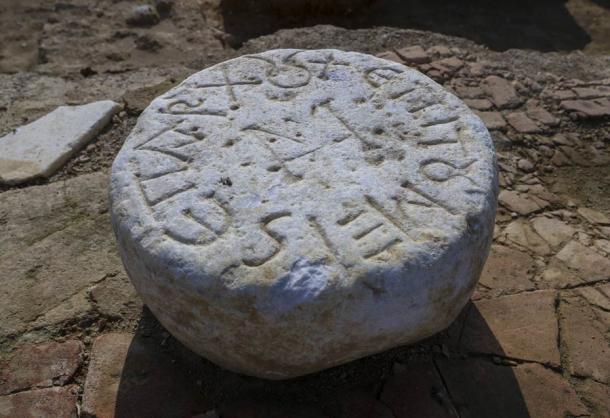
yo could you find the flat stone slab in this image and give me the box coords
[0,100,120,185]
[110,49,497,378]
[0,340,83,395]
[0,173,125,338]
[0,386,78,418]
[82,333,209,418]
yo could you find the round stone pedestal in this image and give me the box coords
[110,49,497,379]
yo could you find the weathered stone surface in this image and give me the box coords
[577,206,610,225]
[498,190,548,215]
[428,45,452,57]
[430,57,464,75]
[560,98,610,118]
[560,295,610,384]
[0,386,78,418]
[526,104,559,126]
[482,75,520,109]
[0,173,124,338]
[122,79,178,115]
[502,219,552,256]
[595,238,610,255]
[475,111,506,130]
[395,46,430,65]
[574,85,610,98]
[82,333,131,418]
[436,359,587,418]
[30,290,93,331]
[454,85,484,99]
[463,98,493,111]
[541,258,581,289]
[375,51,403,64]
[83,333,209,418]
[574,378,610,418]
[110,49,497,378]
[551,149,571,166]
[577,284,610,311]
[89,272,143,320]
[478,245,536,297]
[560,145,595,166]
[509,364,589,418]
[549,89,577,100]
[0,340,83,395]
[0,101,120,185]
[506,112,541,133]
[530,216,575,249]
[516,158,535,173]
[460,291,560,365]
[555,241,610,282]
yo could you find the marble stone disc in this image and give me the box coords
[110,49,497,379]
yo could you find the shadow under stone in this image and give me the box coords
[113,302,530,417]
[220,0,592,52]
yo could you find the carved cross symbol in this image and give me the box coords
[306,53,350,80]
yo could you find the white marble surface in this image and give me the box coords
[110,49,498,378]
[0,101,120,185]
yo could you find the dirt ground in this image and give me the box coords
[0,1,609,417]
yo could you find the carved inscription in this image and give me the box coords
[122,49,491,272]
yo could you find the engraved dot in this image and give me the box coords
[224,139,234,147]
[296,132,302,137]
[268,137,276,143]
[267,165,281,172]
[374,127,384,135]
[230,104,239,111]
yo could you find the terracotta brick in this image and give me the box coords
[0,340,83,395]
[0,386,78,418]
